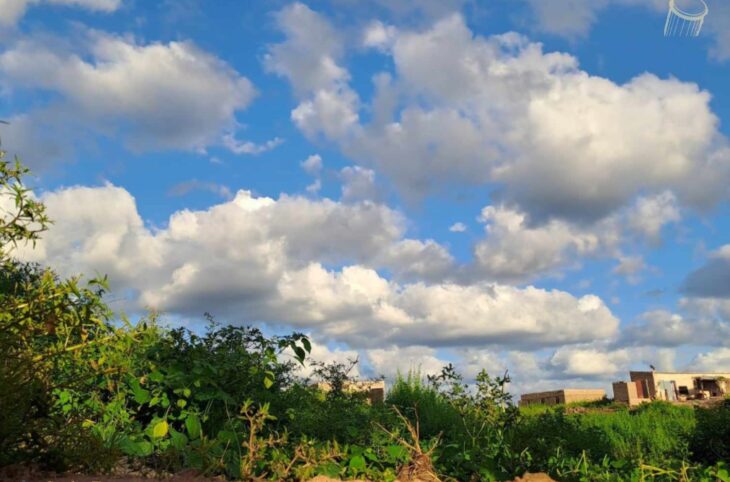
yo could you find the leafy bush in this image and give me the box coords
[691,398,730,464]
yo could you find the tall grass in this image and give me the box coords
[511,401,695,469]
[385,370,462,440]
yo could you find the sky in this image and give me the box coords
[1,0,730,395]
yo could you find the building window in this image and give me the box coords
[678,386,689,396]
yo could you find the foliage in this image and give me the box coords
[690,398,730,464]
[509,401,695,473]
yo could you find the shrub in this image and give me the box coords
[691,399,730,464]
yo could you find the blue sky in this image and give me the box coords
[2,0,730,393]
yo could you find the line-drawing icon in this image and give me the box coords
[664,0,709,36]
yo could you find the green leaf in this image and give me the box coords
[386,445,407,461]
[293,346,306,364]
[302,337,312,353]
[152,420,168,439]
[170,429,188,450]
[185,413,202,440]
[349,455,366,473]
[264,371,275,389]
[148,370,164,383]
[364,448,379,462]
[129,380,151,404]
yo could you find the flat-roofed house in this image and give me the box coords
[630,371,730,401]
[519,388,606,406]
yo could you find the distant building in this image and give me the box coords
[519,388,606,407]
[613,371,730,405]
[313,379,386,404]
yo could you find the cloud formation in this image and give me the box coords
[268,7,730,224]
[15,184,618,352]
[0,30,255,163]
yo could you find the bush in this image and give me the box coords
[510,401,695,474]
[691,399,730,464]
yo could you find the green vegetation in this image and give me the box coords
[1,151,730,481]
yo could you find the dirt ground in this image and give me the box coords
[2,470,557,482]
[2,474,556,482]
[2,464,556,482]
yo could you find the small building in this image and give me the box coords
[631,371,730,401]
[519,388,606,406]
[614,371,730,404]
[313,379,386,404]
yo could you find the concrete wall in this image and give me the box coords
[613,381,642,406]
[562,389,606,404]
[519,390,565,406]
[520,389,605,406]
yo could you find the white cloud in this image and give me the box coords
[689,347,730,372]
[362,20,397,52]
[449,222,466,233]
[223,134,283,155]
[0,31,255,156]
[473,204,610,281]
[15,184,619,351]
[264,2,347,97]
[305,179,322,195]
[549,346,630,377]
[290,340,361,379]
[301,154,323,175]
[622,305,730,348]
[340,166,377,202]
[366,345,445,379]
[270,9,730,223]
[628,192,680,244]
[0,0,121,27]
[612,255,646,284]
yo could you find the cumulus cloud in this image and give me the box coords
[301,154,323,175]
[689,347,730,372]
[473,205,611,281]
[548,345,630,378]
[14,184,619,351]
[627,192,680,244]
[622,302,730,348]
[339,166,378,202]
[0,30,255,161]
[269,8,730,224]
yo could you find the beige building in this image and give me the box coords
[519,388,606,406]
[613,371,730,405]
[314,379,386,404]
